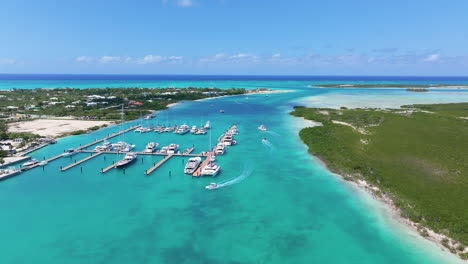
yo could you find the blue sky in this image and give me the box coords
[1,0,468,75]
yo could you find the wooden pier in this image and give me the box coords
[61,152,103,171]
[145,154,173,175]
[101,162,118,173]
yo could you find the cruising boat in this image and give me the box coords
[262,138,268,143]
[144,142,159,153]
[167,144,179,154]
[205,182,218,190]
[190,125,197,133]
[195,128,207,135]
[201,162,220,176]
[122,144,135,152]
[258,125,267,131]
[175,124,190,135]
[203,121,211,129]
[135,127,144,133]
[62,148,77,157]
[215,144,226,155]
[115,152,137,168]
[159,146,169,154]
[222,135,236,146]
[21,158,39,169]
[184,157,202,174]
[94,141,112,151]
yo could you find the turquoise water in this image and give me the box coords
[0,80,467,263]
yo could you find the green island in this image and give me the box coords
[291,103,468,259]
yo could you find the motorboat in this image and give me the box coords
[258,125,267,131]
[115,152,137,168]
[222,135,236,146]
[190,125,197,133]
[205,182,218,190]
[144,142,159,153]
[38,160,48,166]
[167,144,179,154]
[219,109,225,113]
[215,144,226,155]
[262,138,268,143]
[175,124,190,135]
[21,158,39,169]
[210,155,216,162]
[122,144,135,152]
[111,141,126,151]
[203,121,211,129]
[94,141,112,151]
[195,128,207,135]
[159,146,169,154]
[201,162,220,176]
[62,148,77,157]
[184,157,202,174]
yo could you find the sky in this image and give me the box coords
[1,0,468,75]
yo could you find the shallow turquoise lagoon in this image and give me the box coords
[0,83,466,263]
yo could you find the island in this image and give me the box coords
[291,103,468,259]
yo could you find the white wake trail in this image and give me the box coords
[215,167,253,189]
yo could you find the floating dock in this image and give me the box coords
[144,154,174,175]
[61,152,103,171]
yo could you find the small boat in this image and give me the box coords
[195,128,207,135]
[21,158,39,169]
[62,148,77,157]
[184,157,202,174]
[210,155,216,162]
[258,125,267,131]
[115,152,137,168]
[203,121,211,129]
[219,109,225,113]
[167,144,179,154]
[205,182,218,190]
[94,141,112,151]
[262,138,268,143]
[221,135,236,146]
[201,162,220,176]
[38,160,48,166]
[122,144,135,152]
[190,125,197,133]
[144,142,159,153]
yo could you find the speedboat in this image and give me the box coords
[144,142,159,153]
[203,121,211,129]
[167,144,179,154]
[258,125,267,131]
[219,109,225,113]
[201,162,220,176]
[210,155,216,162]
[190,125,197,133]
[175,124,190,135]
[22,158,39,169]
[262,138,268,143]
[184,157,202,174]
[115,152,137,168]
[205,182,218,190]
[62,149,77,157]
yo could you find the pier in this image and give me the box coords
[101,162,118,173]
[144,154,174,175]
[76,125,141,150]
[61,152,103,171]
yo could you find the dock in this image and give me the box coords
[76,125,141,150]
[61,152,103,171]
[101,162,118,173]
[144,154,173,175]
[192,147,216,177]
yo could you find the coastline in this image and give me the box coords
[291,115,467,260]
[194,89,295,102]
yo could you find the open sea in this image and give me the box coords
[0,75,467,263]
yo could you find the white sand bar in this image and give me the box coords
[8,119,115,137]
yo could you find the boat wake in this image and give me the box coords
[262,139,275,151]
[265,130,281,137]
[212,166,253,189]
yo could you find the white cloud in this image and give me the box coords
[99,56,122,63]
[422,53,441,62]
[178,0,193,7]
[75,56,93,63]
[0,58,15,65]
[272,53,281,58]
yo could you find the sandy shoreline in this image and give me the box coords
[8,119,115,137]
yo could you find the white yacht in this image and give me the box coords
[258,125,267,131]
[215,144,226,155]
[159,146,169,154]
[62,149,77,157]
[22,158,39,169]
[94,141,112,151]
[115,152,137,168]
[167,144,179,154]
[195,128,207,135]
[201,162,220,176]
[205,182,218,190]
[222,135,236,146]
[175,124,190,135]
[203,121,211,129]
[184,157,202,174]
[144,142,159,153]
[122,144,135,152]
[190,125,197,133]
[38,160,48,166]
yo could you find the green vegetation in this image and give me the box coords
[70,130,86,135]
[291,103,468,250]
[0,87,246,121]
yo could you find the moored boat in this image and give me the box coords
[62,148,77,157]
[167,144,179,154]
[115,152,137,168]
[184,157,202,174]
[144,142,159,153]
[201,162,220,176]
